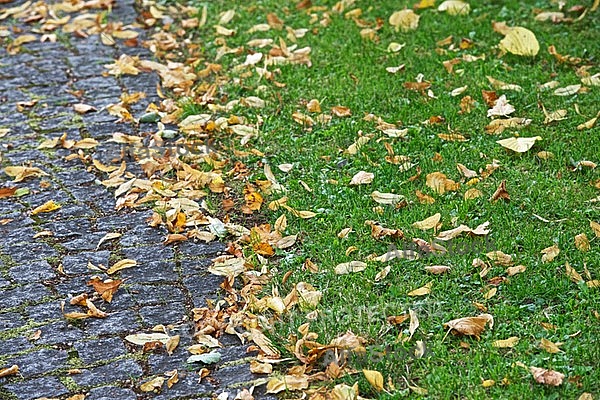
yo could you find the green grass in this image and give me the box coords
[151,0,599,398]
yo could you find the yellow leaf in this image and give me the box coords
[506,265,526,276]
[499,27,539,56]
[412,213,441,230]
[497,136,542,153]
[493,336,520,348]
[363,370,384,392]
[31,200,61,215]
[408,282,432,296]
[464,188,482,200]
[371,191,406,205]
[540,338,561,354]
[106,259,137,274]
[438,1,471,15]
[4,166,48,182]
[483,287,497,299]
[389,9,420,32]
[140,376,165,392]
[575,233,590,251]
[565,262,584,283]
[0,365,19,378]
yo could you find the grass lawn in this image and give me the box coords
[139,0,600,398]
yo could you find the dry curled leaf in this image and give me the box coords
[349,171,374,185]
[493,336,519,348]
[541,244,560,263]
[335,261,367,275]
[389,9,420,32]
[530,366,564,386]
[497,136,542,153]
[444,314,494,339]
[363,370,384,392]
[490,180,510,203]
[412,213,441,230]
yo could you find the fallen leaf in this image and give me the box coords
[487,95,515,117]
[140,376,165,392]
[31,200,61,215]
[438,0,471,15]
[540,338,562,354]
[371,191,405,205]
[335,261,367,275]
[408,282,432,296]
[490,180,510,202]
[565,262,584,283]
[250,360,273,374]
[0,365,19,378]
[424,265,451,274]
[374,265,391,282]
[5,166,48,182]
[497,136,542,153]
[486,251,513,266]
[483,287,497,299]
[554,84,581,96]
[349,171,374,185]
[575,233,590,251]
[187,351,222,364]
[389,9,420,32]
[485,117,532,134]
[363,370,384,392]
[541,244,560,263]
[106,259,137,274]
[499,27,540,56]
[412,213,441,230]
[266,375,309,393]
[482,379,495,388]
[125,333,170,345]
[332,105,352,117]
[73,103,96,114]
[426,172,460,194]
[409,309,419,340]
[506,265,526,276]
[444,314,494,338]
[591,221,600,238]
[493,336,519,348]
[87,278,122,302]
[530,366,564,386]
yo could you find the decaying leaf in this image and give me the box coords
[490,180,510,203]
[389,9,420,32]
[444,314,494,339]
[335,261,367,275]
[486,251,513,266]
[540,337,562,354]
[363,370,384,392]
[506,265,526,276]
[371,191,406,205]
[499,27,540,56]
[497,136,542,153]
[140,376,165,392]
[412,213,441,230]
[87,277,122,303]
[485,117,532,134]
[106,259,137,274]
[565,262,584,283]
[487,95,515,117]
[541,244,560,263]
[530,366,565,386]
[4,166,48,182]
[493,336,519,348]
[575,233,590,251]
[375,265,391,282]
[409,309,419,340]
[426,172,460,194]
[408,281,432,296]
[438,1,471,15]
[125,333,170,345]
[424,265,451,274]
[349,171,374,185]
[591,221,600,238]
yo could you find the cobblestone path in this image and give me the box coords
[0,1,272,399]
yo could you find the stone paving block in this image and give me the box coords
[36,321,85,345]
[0,336,33,356]
[178,241,226,258]
[75,336,127,365]
[8,260,56,283]
[139,303,187,328]
[72,359,142,387]
[7,348,68,377]
[0,312,25,332]
[127,284,185,307]
[62,251,111,275]
[0,277,10,287]
[4,242,58,263]
[41,219,91,239]
[147,350,189,375]
[84,310,140,335]
[62,232,108,252]
[120,260,179,283]
[26,300,64,322]
[85,385,137,400]
[0,284,52,309]
[180,259,214,277]
[4,376,69,400]
[211,363,257,388]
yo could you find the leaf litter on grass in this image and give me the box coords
[3,0,599,397]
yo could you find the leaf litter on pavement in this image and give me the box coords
[1,0,599,398]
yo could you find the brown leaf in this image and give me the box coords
[387,314,410,325]
[415,190,435,204]
[331,105,352,117]
[389,9,420,32]
[591,221,600,238]
[490,180,510,202]
[87,277,122,302]
[0,187,17,198]
[530,366,565,386]
[565,262,584,283]
[444,314,494,339]
[408,282,432,296]
[424,265,451,274]
[575,233,590,251]
[506,265,526,276]
[426,172,460,194]
[541,244,560,263]
[140,376,165,392]
[0,365,19,378]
